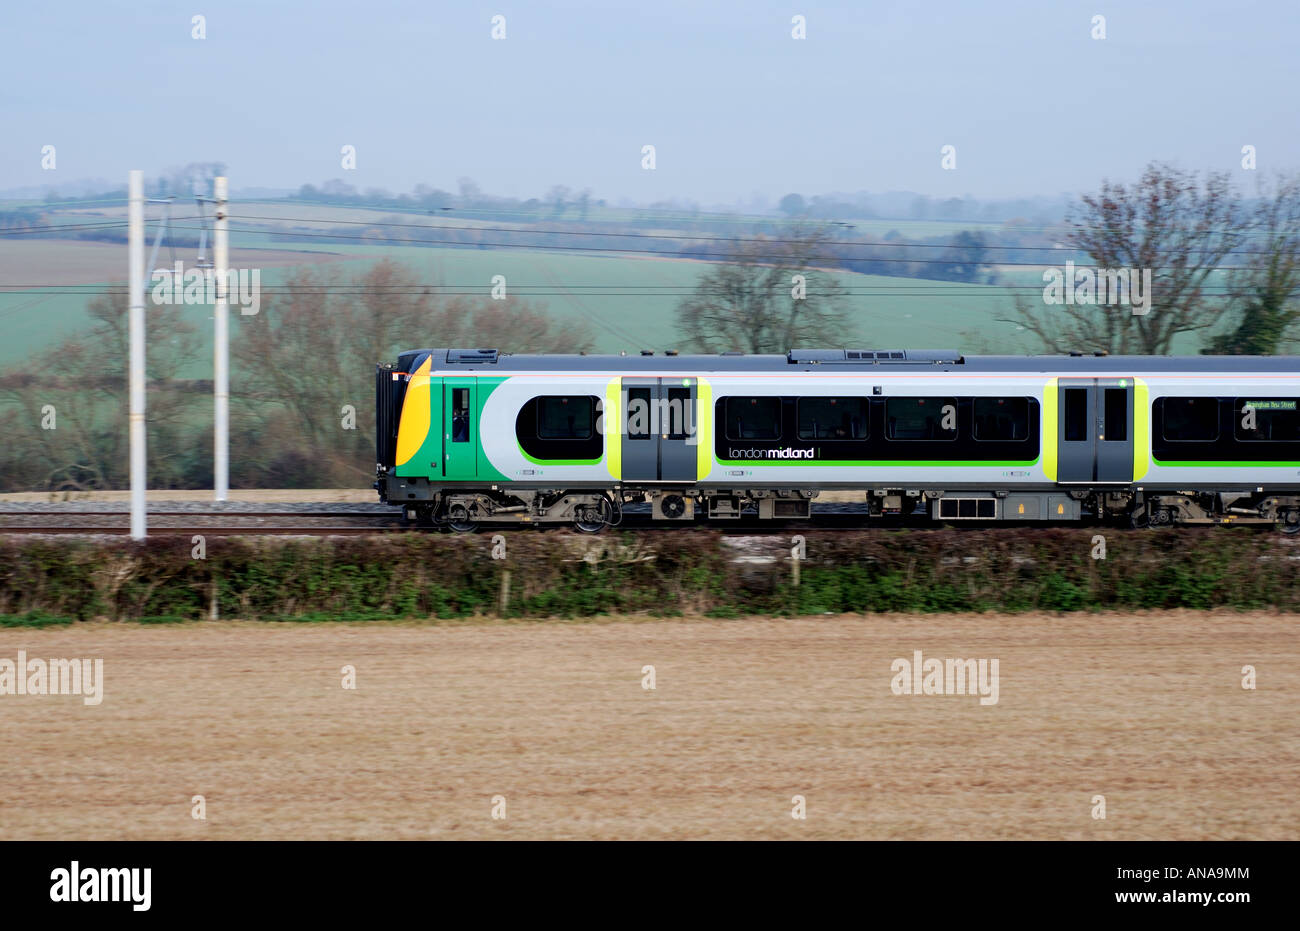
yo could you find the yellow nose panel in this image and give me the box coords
[395,355,433,467]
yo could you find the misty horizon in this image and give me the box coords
[4,0,1296,204]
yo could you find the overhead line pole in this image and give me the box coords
[143,196,175,277]
[127,170,146,540]
[213,176,229,502]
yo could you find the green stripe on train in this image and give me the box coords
[516,442,603,467]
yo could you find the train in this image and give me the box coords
[374,347,1300,532]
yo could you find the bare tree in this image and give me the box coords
[1005,162,1244,354]
[233,260,588,484]
[234,260,443,480]
[0,287,203,490]
[1203,174,1300,355]
[0,261,589,491]
[466,300,593,353]
[674,225,850,353]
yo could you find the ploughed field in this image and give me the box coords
[0,611,1293,840]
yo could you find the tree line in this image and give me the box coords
[1,162,1296,492]
[1002,163,1300,356]
[0,261,589,492]
[678,164,1300,357]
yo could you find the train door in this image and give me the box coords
[622,378,657,481]
[1057,378,1134,483]
[658,379,697,482]
[444,377,476,480]
[621,378,697,481]
[1057,379,1095,483]
[1095,379,1134,482]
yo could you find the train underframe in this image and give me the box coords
[375,476,1300,534]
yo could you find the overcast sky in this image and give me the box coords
[3,0,1297,203]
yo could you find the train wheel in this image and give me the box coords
[1279,510,1300,535]
[446,503,478,534]
[573,498,612,534]
[1148,507,1174,529]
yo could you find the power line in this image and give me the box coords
[16,192,1024,229]
[229,213,1049,250]
[134,222,1272,272]
[239,196,1039,228]
[8,191,1289,236]
[224,212,1284,257]
[0,220,131,235]
[232,196,1293,237]
[3,204,1278,258]
[0,286,1252,296]
[0,216,204,236]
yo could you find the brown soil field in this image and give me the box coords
[0,611,1294,840]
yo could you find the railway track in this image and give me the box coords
[0,510,386,518]
[0,502,934,535]
[0,507,398,536]
[0,526,401,536]
[0,507,1287,536]
[0,506,396,536]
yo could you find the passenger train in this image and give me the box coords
[374,348,1300,532]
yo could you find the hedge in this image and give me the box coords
[0,527,1293,623]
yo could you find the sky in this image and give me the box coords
[2,0,1298,204]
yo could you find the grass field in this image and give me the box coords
[0,238,1044,367]
[0,202,1210,369]
[0,610,1293,840]
[0,240,353,370]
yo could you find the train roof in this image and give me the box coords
[394,348,1300,374]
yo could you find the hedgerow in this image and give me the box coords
[0,527,1292,623]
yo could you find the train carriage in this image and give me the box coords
[374,348,1300,532]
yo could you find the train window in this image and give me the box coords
[798,397,867,440]
[451,388,471,443]
[1162,397,1219,441]
[666,387,692,440]
[1103,389,1128,442]
[973,397,1029,441]
[725,397,781,440]
[537,396,594,439]
[1063,389,1087,442]
[1235,399,1300,441]
[627,387,653,440]
[886,397,956,440]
